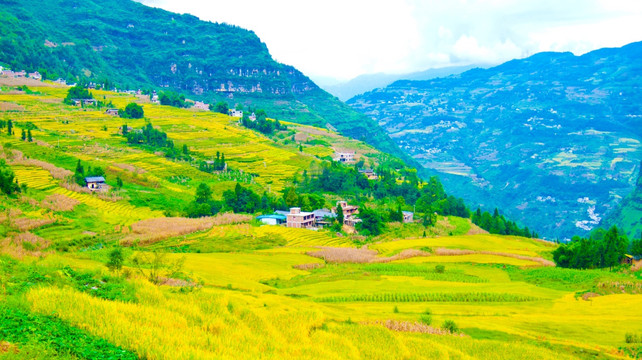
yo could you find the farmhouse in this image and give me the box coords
[105,109,119,116]
[333,201,361,227]
[286,207,315,229]
[249,112,256,121]
[335,201,359,217]
[359,168,378,180]
[402,211,414,223]
[229,109,243,117]
[85,176,106,191]
[334,151,356,164]
[256,214,287,226]
[28,71,42,80]
[313,209,336,228]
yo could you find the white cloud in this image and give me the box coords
[136,0,642,81]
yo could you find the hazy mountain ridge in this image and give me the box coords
[348,41,642,239]
[321,65,480,101]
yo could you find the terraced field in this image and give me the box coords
[2,81,642,359]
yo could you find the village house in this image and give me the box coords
[193,101,209,111]
[335,201,359,217]
[229,109,243,117]
[85,176,106,191]
[72,99,97,106]
[256,214,287,226]
[249,112,257,121]
[312,209,336,228]
[623,254,642,265]
[402,211,414,223]
[359,168,378,180]
[28,71,42,81]
[334,151,356,164]
[333,201,361,227]
[286,207,315,229]
[54,78,67,85]
[105,109,119,116]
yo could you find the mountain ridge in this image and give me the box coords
[348,41,642,239]
[0,0,409,163]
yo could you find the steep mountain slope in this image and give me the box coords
[348,42,642,239]
[0,0,406,160]
[322,65,479,101]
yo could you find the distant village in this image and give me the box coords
[1,66,396,233]
[257,200,413,230]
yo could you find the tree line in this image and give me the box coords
[553,226,641,269]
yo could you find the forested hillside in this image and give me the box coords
[0,0,406,160]
[348,42,642,240]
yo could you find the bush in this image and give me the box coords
[419,308,432,325]
[393,305,399,313]
[626,333,642,344]
[435,265,445,273]
[442,319,459,333]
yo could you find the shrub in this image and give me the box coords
[393,305,399,313]
[435,265,446,273]
[626,333,642,343]
[442,319,459,333]
[419,308,432,325]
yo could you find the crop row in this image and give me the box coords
[315,292,541,303]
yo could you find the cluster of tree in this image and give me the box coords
[198,152,226,173]
[63,84,93,105]
[185,182,281,218]
[356,207,383,236]
[119,103,144,119]
[210,101,229,114]
[553,226,629,269]
[0,120,13,135]
[184,183,223,218]
[0,159,21,195]
[240,110,284,135]
[20,128,33,142]
[300,162,469,219]
[122,123,190,161]
[73,160,105,186]
[283,187,324,211]
[471,208,537,238]
[159,91,189,108]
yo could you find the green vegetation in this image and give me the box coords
[63,84,93,105]
[121,103,144,119]
[472,207,537,238]
[0,307,137,360]
[0,159,20,195]
[553,226,629,269]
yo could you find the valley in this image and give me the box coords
[348,43,642,239]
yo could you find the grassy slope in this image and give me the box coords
[1,82,642,359]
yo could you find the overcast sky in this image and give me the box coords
[137,0,642,83]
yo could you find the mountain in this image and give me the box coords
[348,42,642,239]
[322,65,480,101]
[0,0,406,161]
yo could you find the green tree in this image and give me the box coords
[123,102,144,119]
[27,129,32,142]
[20,129,25,141]
[7,120,12,135]
[212,101,229,114]
[356,207,383,236]
[195,183,212,204]
[603,226,627,269]
[336,204,344,225]
[0,160,20,195]
[106,248,124,275]
[116,176,123,189]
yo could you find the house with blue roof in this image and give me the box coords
[85,176,106,191]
